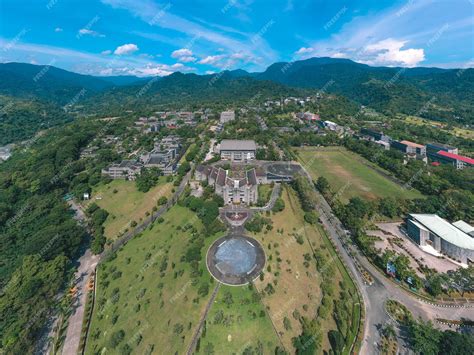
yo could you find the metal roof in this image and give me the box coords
[453,220,474,235]
[410,214,474,250]
[220,139,256,151]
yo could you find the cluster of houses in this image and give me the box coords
[359,128,473,169]
[101,135,183,180]
[264,95,321,109]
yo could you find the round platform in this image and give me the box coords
[206,235,265,286]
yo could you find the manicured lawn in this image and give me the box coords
[296,147,423,202]
[85,178,173,240]
[196,284,281,354]
[250,185,358,353]
[85,205,218,355]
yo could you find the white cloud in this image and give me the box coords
[78,29,105,37]
[295,47,314,55]
[360,38,425,67]
[114,43,139,55]
[54,27,63,32]
[205,70,215,74]
[179,56,196,63]
[171,48,193,58]
[101,49,112,55]
[198,54,226,65]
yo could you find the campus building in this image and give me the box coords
[195,165,258,205]
[430,151,474,170]
[220,110,235,123]
[219,139,256,162]
[426,142,458,158]
[101,160,143,180]
[406,214,474,264]
[391,140,427,160]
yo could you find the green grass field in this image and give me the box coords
[296,147,423,202]
[85,178,173,240]
[257,184,273,206]
[85,205,218,354]
[196,285,280,354]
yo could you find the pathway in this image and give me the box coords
[186,283,221,355]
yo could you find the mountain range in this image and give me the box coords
[0,58,472,145]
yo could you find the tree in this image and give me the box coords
[328,330,344,354]
[315,176,330,193]
[408,319,441,355]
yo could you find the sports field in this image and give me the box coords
[85,178,173,240]
[86,205,218,354]
[296,147,423,202]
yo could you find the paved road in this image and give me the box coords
[314,184,473,354]
[61,200,99,355]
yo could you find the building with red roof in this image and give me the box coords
[433,150,474,170]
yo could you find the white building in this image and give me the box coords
[219,140,256,162]
[220,110,235,123]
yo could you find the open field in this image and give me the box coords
[295,147,423,202]
[85,205,218,354]
[85,178,173,240]
[197,284,280,354]
[258,183,273,206]
[404,115,474,140]
[251,185,359,353]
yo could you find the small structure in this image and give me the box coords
[219,140,256,162]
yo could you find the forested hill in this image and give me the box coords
[84,72,303,114]
[248,57,474,124]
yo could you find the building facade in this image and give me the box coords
[219,140,256,162]
[195,165,258,205]
[101,160,143,180]
[220,111,235,123]
[406,214,474,264]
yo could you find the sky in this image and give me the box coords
[0,0,473,77]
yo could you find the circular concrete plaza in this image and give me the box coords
[267,163,302,177]
[207,235,265,286]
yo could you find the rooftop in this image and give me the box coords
[437,150,474,165]
[400,140,425,149]
[453,220,474,235]
[409,214,474,250]
[427,142,457,150]
[220,139,257,151]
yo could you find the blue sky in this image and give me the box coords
[0,0,473,76]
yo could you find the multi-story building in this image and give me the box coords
[360,128,390,142]
[195,165,258,205]
[431,151,474,170]
[101,160,143,180]
[426,142,458,159]
[220,110,235,123]
[219,140,256,162]
[391,140,426,160]
[406,214,474,264]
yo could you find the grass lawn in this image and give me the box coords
[85,178,173,240]
[404,115,474,140]
[250,185,358,353]
[295,147,423,202]
[257,184,273,206]
[85,205,218,355]
[196,284,281,354]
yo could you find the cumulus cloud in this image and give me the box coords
[360,38,425,67]
[178,56,196,63]
[114,43,139,55]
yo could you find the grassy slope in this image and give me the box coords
[296,147,423,202]
[85,205,216,354]
[197,284,281,354]
[85,178,173,240]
